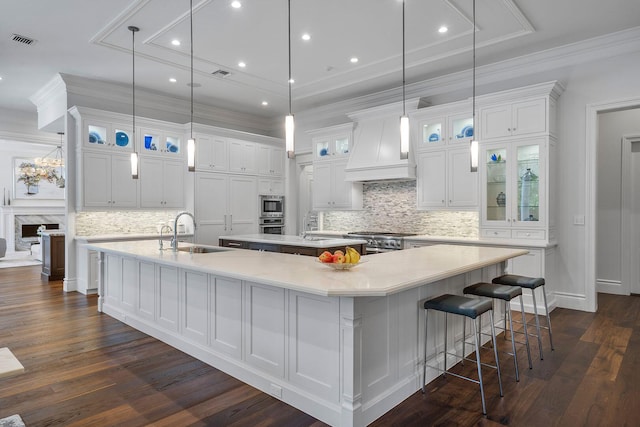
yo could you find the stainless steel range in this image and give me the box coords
[346,231,418,254]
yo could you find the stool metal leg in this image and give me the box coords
[444,312,448,374]
[542,287,555,351]
[422,309,428,393]
[531,289,544,360]
[489,310,504,397]
[472,317,487,415]
[507,299,520,381]
[462,316,466,365]
[519,294,533,369]
[504,301,508,341]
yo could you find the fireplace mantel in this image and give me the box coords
[0,206,65,253]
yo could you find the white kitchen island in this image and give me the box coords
[87,241,527,426]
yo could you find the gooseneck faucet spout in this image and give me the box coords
[172,211,196,252]
[159,224,173,250]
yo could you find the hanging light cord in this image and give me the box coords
[472,0,476,126]
[190,0,194,138]
[128,26,139,143]
[288,0,292,116]
[402,0,406,116]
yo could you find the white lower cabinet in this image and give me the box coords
[195,173,257,245]
[104,253,122,308]
[244,281,286,378]
[181,270,208,345]
[138,261,156,321]
[157,265,179,332]
[121,258,138,312]
[210,276,243,358]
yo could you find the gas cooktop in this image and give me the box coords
[347,231,418,237]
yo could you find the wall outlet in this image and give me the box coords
[270,383,282,398]
[573,215,585,225]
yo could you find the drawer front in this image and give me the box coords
[513,229,546,240]
[481,228,511,239]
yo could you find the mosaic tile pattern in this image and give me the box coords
[321,181,479,237]
[75,210,183,236]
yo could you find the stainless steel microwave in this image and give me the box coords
[260,195,284,217]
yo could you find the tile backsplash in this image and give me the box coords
[75,210,184,236]
[321,180,479,237]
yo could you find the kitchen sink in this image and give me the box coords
[176,246,229,254]
[302,236,328,241]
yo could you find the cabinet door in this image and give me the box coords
[417,151,446,209]
[139,157,164,207]
[416,116,446,149]
[104,253,122,308]
[162,159,185,208]
[448,148,478,208]
[512,99,546,137]
[210,276,243,358]
[229,140,256,173]
[270,148,284,176]
[195,135,227,171]
[513,140,544,226]
[330,160,353,208]
[138,261,156,321]
[182,270,209,345]
[258,178,283,195]
[229,176,257,234]
[83,152,111,207]
[111,154,138,208]
[448,112,474,145]
[312,162,333,209]
[481,144,511,227]
[257,145,271,175]
[480,104,511,140]
[157,265,179,332]
[195,173,228,245]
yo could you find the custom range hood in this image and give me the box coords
[345,99,419,182]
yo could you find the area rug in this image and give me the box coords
[0,252,40,269]
[0,415,25,427]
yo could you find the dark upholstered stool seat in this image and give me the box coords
[492,274,544,289]
[463,282,522,301]
[463,282,532,382]
[423,294,492,319]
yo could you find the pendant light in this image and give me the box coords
[470,0,479,172]
[187,0,196,172]
[129,25,140,179]
[35,132,65,188]
[399,0,409,160]
[285,0,295,159]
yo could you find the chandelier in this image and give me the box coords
[34,132,65,188]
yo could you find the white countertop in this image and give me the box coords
[76,233,194,243]
[86,240,527,297]
[219,233,367,248]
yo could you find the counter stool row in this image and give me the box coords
[421,274,554,415]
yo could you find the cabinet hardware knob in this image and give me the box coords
[508,128,511,131]
[526,233,530,236]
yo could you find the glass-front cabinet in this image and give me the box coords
[415,111,474,149]
[84,122,133,151]
[140,128,182,155]
[309,123,353,161]
[481,138,546,232]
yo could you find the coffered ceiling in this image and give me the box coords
[1,0,639,119]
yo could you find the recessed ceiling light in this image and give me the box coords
[238,61,246,68]
[261,101,269,106]
[171,39,181,46]
[231,1,241,8]
[0,76,3,81]
[301,33,311,41]
[169,78,177,83]
[438,26,448,33]
[350,57,359,64]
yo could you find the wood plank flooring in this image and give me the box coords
[1,265,639,426]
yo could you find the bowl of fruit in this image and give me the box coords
[317,247,364,270]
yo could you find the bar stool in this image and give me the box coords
[422,294,503,415]
[492,274,554,360]
[463,282,532,382]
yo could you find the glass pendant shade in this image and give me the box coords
[130,152,139,179]
[470,139,479,172]
[187,138,196,171]
[400,115,409,159]
[285,114,295,159]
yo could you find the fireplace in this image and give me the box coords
[22,223,60,238]
[14,215,64,251]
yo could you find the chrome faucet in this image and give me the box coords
[171,211,196,251]
[159,224,173,250]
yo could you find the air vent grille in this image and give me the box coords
[10,33,36,46]
[211,69,231,78]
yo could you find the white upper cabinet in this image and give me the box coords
[480,98,547,141]
[312,159,363,210]
[195,134,228,172]
[84,121,133,152]
[414,110,474,150]
[82,152,138,208]
[257,145,284,177]
[229,139,256,174]
[139,127,183,156]
[139,158,185,209]
[308,124,353,161]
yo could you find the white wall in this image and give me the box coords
[596,109,640,286]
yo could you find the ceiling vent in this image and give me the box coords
[211,69,231,78]
[10,33,36,46]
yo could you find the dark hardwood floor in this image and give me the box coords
[1,265,639,426]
